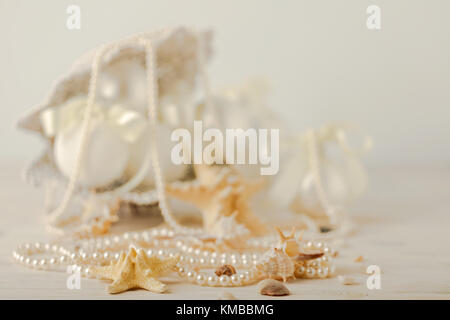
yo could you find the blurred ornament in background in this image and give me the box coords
[270,125,372,229]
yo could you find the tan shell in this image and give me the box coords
[256,248,295,282]
[215,264,237,277]
[217,291,238,300]
[258,279,290,296]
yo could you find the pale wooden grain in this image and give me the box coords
[1,161,449,299]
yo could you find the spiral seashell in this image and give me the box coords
[256,248,295,282]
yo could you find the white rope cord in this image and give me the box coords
[141,37,202,236]
[46,45,107,228]
[305,129,341,227]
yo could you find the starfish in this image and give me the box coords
[91,247,179,294]
[166,165,267,236]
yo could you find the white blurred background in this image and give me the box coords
[1,0,449,167]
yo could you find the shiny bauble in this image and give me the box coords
[54,122,129,188]
[125,124,188,187]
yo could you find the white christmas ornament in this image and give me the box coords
[54,122,129,188]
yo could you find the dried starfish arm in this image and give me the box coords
[108,279,133,294]
[166,182,216,207]
[137,275,167,293]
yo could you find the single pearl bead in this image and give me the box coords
[84,267,93,278]
[25,258,31,265]
[60,256,67,264]
[318,267,329,278]
[231,274,240,285]
[189,257,197,265]
[35,243,42,252]
[39,259,47,268]
[239,273,249,283]
[297,266,306,275]
[306,267,316,278]
[187,271,197,281]
[178,267,186,276]
[31,259,39,268]
[207,275,218,286]
[196,274,206,285]
[49,257,57,265]
[210,258,217,265]
[219,275,230,286]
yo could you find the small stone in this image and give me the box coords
[215,264,236,277]
[338,275,358,285]
[217,291,238,300]
[258,279,290,296]
[354,255,363,262]
[320,226,333,233]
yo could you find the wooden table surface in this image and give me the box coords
[1,160,449,299]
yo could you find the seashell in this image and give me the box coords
[258,279,290,296]
[337,275,358,285]
[215,264,237,277]
[275,226,302,257]
[256,248,295,282]
[217,291,238,300]
[294,252,324,262]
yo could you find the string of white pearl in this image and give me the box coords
[12,227,335,287]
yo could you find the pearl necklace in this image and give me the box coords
[12,226,336,287]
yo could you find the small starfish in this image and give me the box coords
[92,247,179,294]
[166,165,267,236]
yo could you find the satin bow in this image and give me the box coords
[39,96,147,143]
